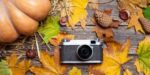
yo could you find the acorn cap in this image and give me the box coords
[139,17,150,33]
[94,10,113,28]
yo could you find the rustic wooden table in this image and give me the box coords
[0,0,145,75]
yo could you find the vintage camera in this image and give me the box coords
[60,39,103,64]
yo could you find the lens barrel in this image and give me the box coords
[77,45,93,60]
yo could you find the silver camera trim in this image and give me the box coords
[62,39,101,45]
[62,60,102,64]
[76,45,93,61]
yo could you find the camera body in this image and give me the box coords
[60,39,103,64]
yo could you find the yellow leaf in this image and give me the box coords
[89,39,131,75]
[124,69,132,75]
[68,67,82,75]
[61,0,88,28]
[30,49,67,75]
[134,36,150,75]
[7,53,31,75]
[49,32,74,46]
[128,7,144,33]
[54,47,67,74]
[30,67,56,75]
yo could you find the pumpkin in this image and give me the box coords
[0,0,51,43]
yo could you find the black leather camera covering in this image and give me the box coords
[60,45,103,64]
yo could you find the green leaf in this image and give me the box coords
[143,7,150,20]
[135,37,150,74]
[0,60,12,75]
[38,16,60,43]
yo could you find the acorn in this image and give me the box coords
[94,10,113,28]
[139,17,150,33]
[26,49,36,59]
[59,16,68,26]
[119,9,130,21]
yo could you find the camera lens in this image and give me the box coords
[77,45,93,60]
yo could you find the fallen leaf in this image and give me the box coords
[128,7,145,33]
[30,67,55,75]
[117,0,136,14]
[61,0,88,28]
[30,48,67,75]
[0,60,12,75]
[124,69,132,75]
[118,0,148,14]
[7,53,31,75]
[129,0,148,8]
[89,69,105,75]
[89,38,131,75]
[49,32,74,46]
[104,38,122,53]
[134,36,150,75]
[143,7,150,20]
[68,67,82,75]
[38,16,60,43]
[93,26,114,39]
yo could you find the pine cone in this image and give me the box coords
[94,10,113,28]
[139,17,150,33]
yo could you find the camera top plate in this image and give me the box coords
[62,39,102,45]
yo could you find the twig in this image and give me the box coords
[89,0,114,4]
[34,33,40,58]
[38,32,52,51]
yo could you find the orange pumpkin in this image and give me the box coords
[0,0,51,43]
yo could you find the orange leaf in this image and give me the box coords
[93,26,114,39]
[7,53,31,75]
[49,32,74,46]
[30,49,67,75]
[128,7,144,33]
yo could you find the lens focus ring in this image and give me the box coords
[76,45,93,60]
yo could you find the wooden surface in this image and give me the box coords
[0,0,145,75]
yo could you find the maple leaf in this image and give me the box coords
[129,0,148,8]
[89,38,132,75]
[49,32,74,46]
[30,48,66,75]
[38,16,60,43]
[89,69,104,75]
[93,26,114,39]
[61,0,88,28]
[6,53,31,75]
[134,36,150,75]
[68,67,82,75]
[117,0,136,14]
[128,7,145,33]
